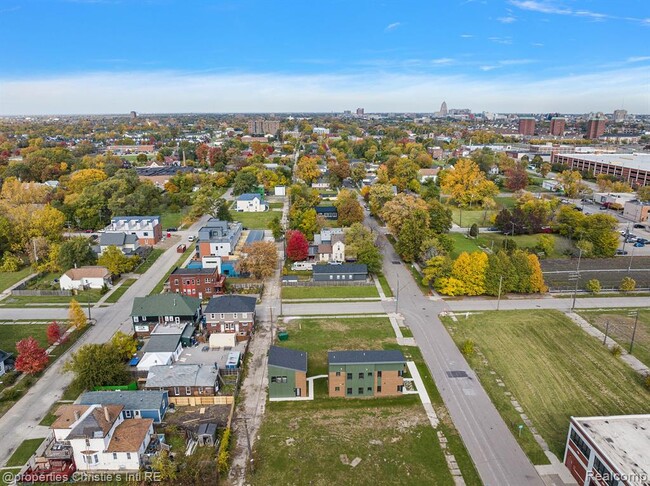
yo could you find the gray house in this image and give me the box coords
[77,390,169,423]
[204,294,257,335]
[312,263,368,282]
[96,232,140,256]
[196,219,243,258]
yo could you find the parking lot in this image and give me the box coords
[177,340,248,369]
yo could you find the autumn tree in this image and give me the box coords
[15,337,49,375]
[428,200,453,234]
[368,184,394,216]
[296,156,321,184]
[47,321,63,345]
[557,170,586,198]
[286,230,309,261]
[637,186,650,202]
[98,246,138,275]
[380,193,430,236]
[66,169,108,194]
[237,241,278,279]
[68,299,87,329]
[111,331,138,361]
[335,190,364,227]
[439,158,498,207]
[58,237,97,270]
[396,217,432,262]
[619,277,636,292]
[504,164,529,191]
[63,343,131,390]
[539,163,551,178]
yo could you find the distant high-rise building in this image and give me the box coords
[518,117,536,136]
[613,109,627,123]
[248,120,280,135]
[356,108,365,115]
[439,101,448,116]
[130,111,137,119]
[586,116,606,139]
[550,117,566,136]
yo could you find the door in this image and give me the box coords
[134,410,141,418]
[295,388,302,397]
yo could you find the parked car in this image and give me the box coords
[616,250,629,255]
[633,224,646,229]
[636,238,648,245]
[188,235,196,242]
[166,227,177,232]
[634,242,645,248]
[599,206,608,210]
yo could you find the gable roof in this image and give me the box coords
[145,364,218,388]
[131,294,201,318]
[141,334,183,353]
[77,390,167,411]
[106,418,154,452]
[312,263,367,275]
[51,404,91,430]
[67,404,124,439]
[0,350,11,363]
[268,346,307,372]
[63,266,110,280]
[99,232,138,247]
[237,193,262,201]
[328,350,406,365]
[204,294,257,314]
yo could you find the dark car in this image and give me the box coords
[599,206,608,210]
[636,238,648,245]
[615,250,628,255]
[166,227,177,232]
[633,224,646,229]
[634,242,645,248]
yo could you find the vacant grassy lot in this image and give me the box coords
[253,317,481,486]
[0,324,49,353]
[0,268,33,293]
[230,209,277,229]
[442,310,650,460]
[447,232,572,259]
[281,285,379,300]
[451,207,498,228]
[105,278,137,303]
[149,246,193,295]
[160,209,188,230]
[134,248,164,274]
[2,289,102,307]
[5,438,45,467]
[577,308,650,368]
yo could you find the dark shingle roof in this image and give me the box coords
[238,193,262,201]
[204,295,257,314]
[77,390,167,411]
[142,334,183,353]
[315,206,337,214]
[312,263,368,275]
[245,230,265,245]
[170,267,219,276]
[268,346,307,372]
[131,294,201,318]
[0,350,11,363]
[328,350,405,365]
[99,232,138,247]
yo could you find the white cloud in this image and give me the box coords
[498,16,517,23]
[460,34,474,38]
[384,22,401,32]
[488,36,513,45]
[1,67,649,115]
[510,0,649,24]
[627,56,650,63]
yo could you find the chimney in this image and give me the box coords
[74,410,80,421]
[103,406,110,422]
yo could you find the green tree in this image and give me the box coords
[586,279,601,294]
[396,214,432,262]
[439,158,498,207]
[536,234,555,257]
[268,215,284,240]
[110,331,138,361]
[428,200,452,234]
[368,184,395,216]
[619,277,636,292]
[356,239,383,274]
[296,156,321,184]
[58,237,97,270]
[151,450,177,481]
[232,171,258,195]
[63,343,131,390]
[98,246,138,275]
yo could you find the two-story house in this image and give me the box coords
[130,294,202,337]
[77,391,169,424]
[51,404,154,471]
[167,267,226,299]
[203,295,257,335]
[235,193,268,212]
[105,216,162,246]
[268,346,308,400]
[196,219,243,258]
[328,350,406,398]
[144,364,220,405]
[95,232,140,256]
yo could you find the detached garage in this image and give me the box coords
[209,333,236,349]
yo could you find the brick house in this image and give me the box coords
[203,295,257,335]
[167,267,226,299]
[130,294,202,337]
[268,346,308,400]
[328,350,406,398]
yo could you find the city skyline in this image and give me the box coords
[0,0,649,115]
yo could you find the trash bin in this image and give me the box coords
[278,331,289,341]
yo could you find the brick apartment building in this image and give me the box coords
[518,117,536,136]
[550,117,566,136]
[167,267,226,299]
[586,116,606,139]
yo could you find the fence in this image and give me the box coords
[170,396,234,406]
[11,289,72,297]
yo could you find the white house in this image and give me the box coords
[60,266,111,291]
[52,404,154,472]
[97,232,140,256]
[136,334,184,372]
[235,193,267,212]
[418,167,441,183]
[318,235,345,263]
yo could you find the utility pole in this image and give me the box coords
[242,416,254,472]
[627,247,635,274]
[629,311,639,354]
[496,275,503,311]
[603,320,609,345]
[395,274,400,314]
[87,295,92,321]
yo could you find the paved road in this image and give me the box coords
[282,301,385,316]
[367,214,545,486]
[0,215,210,467]
[445,295,650,311]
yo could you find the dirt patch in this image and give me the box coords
[163,404,231,432]
[313,320,350,333]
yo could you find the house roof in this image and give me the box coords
[204,294,257,314]
[131,294,201,318]
[237,193,262,201]
[63,266,110,280]
[315,206,337,214]
[141,334,182,353]
[268,346,307,372]
[318,244,332,254]
[418,168,441,176]
[51,405,91,430]
[328,350,406,365]
[145,364,218,388]
[77,390,167,411]
[99,232,138,247]
[106,419,154,453]
[170,267,219,276]
[0,350,11,363]
[67,404,124,439]
[245,230,265,245]
[312,263,368,275]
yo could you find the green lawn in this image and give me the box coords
[5,438,45,467]
[134,248,164,274]
[441,310,650,461]
[149,246,194,295]
[494,196,517,209]
[451,207,499,228]
[577,308,650,368]
[253,317,481,486]
[269,202,284,209]
[230,209,278,229]
[447,232,572,259]
[161,209,189,230]
[0,324,49,354]
[0,469,22,486]
[376,273,393,297]
[104,278,137,303]
[0,267,33,293]
[281,285,379,300]
[2,289,103,307]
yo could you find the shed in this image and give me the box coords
[209,333,236,349]
[181,324,195,347]
[197,423,218,446]
[226,351,241,369]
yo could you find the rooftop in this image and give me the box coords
[556,153,650,171]
[142,334,183,353]
[312,263,368,274]
[63,266,110,280]
[170,267,219,276]
[106,419,154,453]
[99,232,138,247]
[328,350,406,365]
[131,294,201,318]
[245,230,265,245]
[237,193,263,201]
[67,404,124,439]
[51,405,91,430]
[204,294,257,314]
[573,415,650,480]
[145,364,219,388]
[268,346,307,372]
[77,390,167,411]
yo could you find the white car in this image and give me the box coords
[188,236,196,242]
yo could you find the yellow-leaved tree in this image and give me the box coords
[68,299,87,329]
[527,254,548,293]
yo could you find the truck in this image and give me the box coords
[176,244,186,253]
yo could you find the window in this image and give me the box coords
[271,376,277,383]
[335,371,341,377]
[347,388,352,395]
[126,453,131,460]
[358,372,364,379]
[377,386,382,393]
[211,313,215,319]
[329,275,333,280]
[335,386,340,392]
[83,453,98,465]
[85,439,90,447]
[367,372,372,377]
[336,275,341,279]
[133,316,139,322]
[185,387,191,396]
[174,279,179,284]
[173,387,180,396]
[398,370,404,377]
[397,385,404,392]
[377,371,382,378]
[113,453,118,460]
[281,376,288,383]
[241,313,247,318]
[233,313,238,319]
[220,313,225,319]
[367,387,372,392]
[358,387,364,394]
[570,430,591,459]
[349,275,353,279]
[346,373,352,380]
[124,410,132,418]
[592,457,617,486]
[198,387,204,394]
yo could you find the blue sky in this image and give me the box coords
[0,0,649,114]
